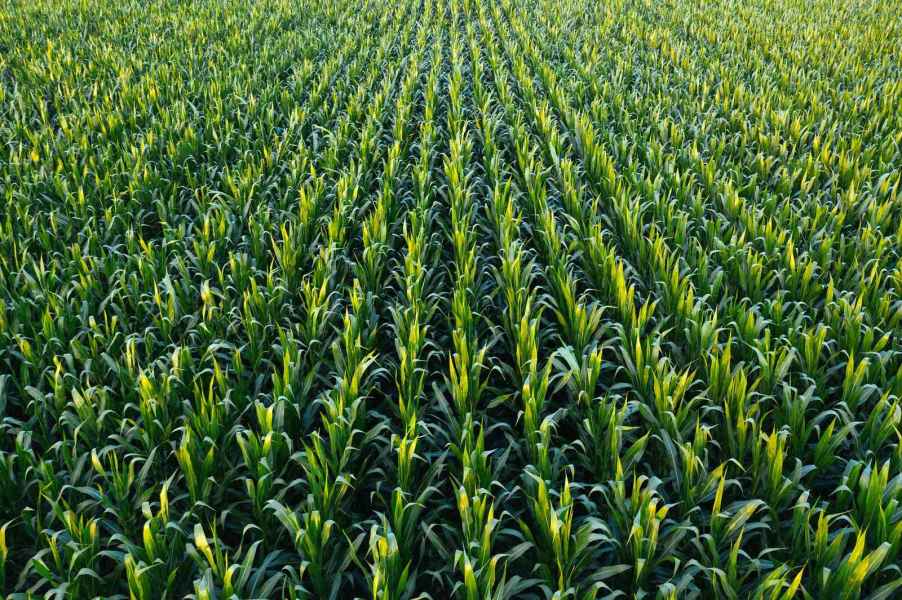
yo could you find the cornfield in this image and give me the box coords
[1,0,901,597]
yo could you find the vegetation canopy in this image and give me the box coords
[0,0,900,597]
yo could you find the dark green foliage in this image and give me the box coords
[0,0,900,597]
